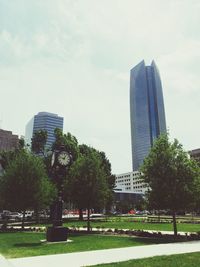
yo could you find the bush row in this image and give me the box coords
[1,225,200,242]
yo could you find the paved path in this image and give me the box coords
[0,255,13,267]
[7,241,200,267]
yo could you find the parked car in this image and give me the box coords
[1,210,11,220]
[8,212,23,221]
[38,211,49,219]
[24,211,34,220]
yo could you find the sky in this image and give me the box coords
[0,0,200,174]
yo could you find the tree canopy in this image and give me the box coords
[0,150,57,227]
[52,128,79,161]
[31,129,48,156]
[140,133,200,236]
[67,145,114,230]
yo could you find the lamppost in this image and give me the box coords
[46,145,72,242]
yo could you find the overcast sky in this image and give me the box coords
[0,0,200,174]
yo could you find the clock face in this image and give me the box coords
[58,151,70,166]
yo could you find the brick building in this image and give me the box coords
[189,148,200,164]
[0,129,19,151]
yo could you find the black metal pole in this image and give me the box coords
[46,154,68,242]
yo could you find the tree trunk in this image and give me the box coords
[172,211,177,237]
[192,212,194,224]
[35,207,39,224]
[22,210,25,229]
[2,216,8,230]
[158,211,161,223]
[79,208,83,221]
[87,208,90,232]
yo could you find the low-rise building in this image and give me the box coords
[115,171,148,194]
[189,148,200,164]
[0,129,19,151]
[0,129,19,176]
[114,189,143,202]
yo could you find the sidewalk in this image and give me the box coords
[0,255,13,267]
[8,240,200,267]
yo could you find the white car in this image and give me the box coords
[24,211,34,220]
[8,212,23,221]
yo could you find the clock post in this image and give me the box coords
[46,146,71,242]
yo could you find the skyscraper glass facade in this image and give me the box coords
[130,60,166,171]
[25,112,63,149]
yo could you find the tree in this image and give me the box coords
[116,199,134,214]
[53,128,79,161]
[140,133,200,237]
[0,150,16,171]
[67,148,108,231]
[78,145,115,216]
[0,137,25,171]
[19,136,26,148]
[0,150,57,228]
[31,130,48,156]
[98,151,116,213]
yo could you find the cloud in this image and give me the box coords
[0,0,200,173]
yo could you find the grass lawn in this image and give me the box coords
[32,216,200,233]
[0,232,171,259]
[61,220,200,233]
[92,252,200,267]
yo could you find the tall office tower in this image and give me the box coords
[25,112,64,149]
[130,60,166,171]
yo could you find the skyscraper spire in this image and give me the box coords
[130,60,166,170]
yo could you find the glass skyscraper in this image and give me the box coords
[130,60,166,171]
[25,112,64,149]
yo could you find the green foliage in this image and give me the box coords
[68,149,108,210]
[62,218,200,232]
[0,137,27,171]
[0,150,16,170]
[140,133,200,235]
[36,215,200,232]
[141,134,200,212]
[18,137,25,150]
[67,144,115,214]
[53,128,79,161]
[50,129,80,203]
[78,144,115,212]
[97,151,116,212]
[0,150,57,213]
[31,130,48,155]
[116,199,135,214]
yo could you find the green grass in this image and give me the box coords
[31,215,200,233]
[0,232,170,259]
[32,220,200,233]
[92,252,200,267]
[61,220,200,233]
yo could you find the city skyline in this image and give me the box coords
[130,60,166,170]
[25,112,64,148]
[0,1,200,174]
